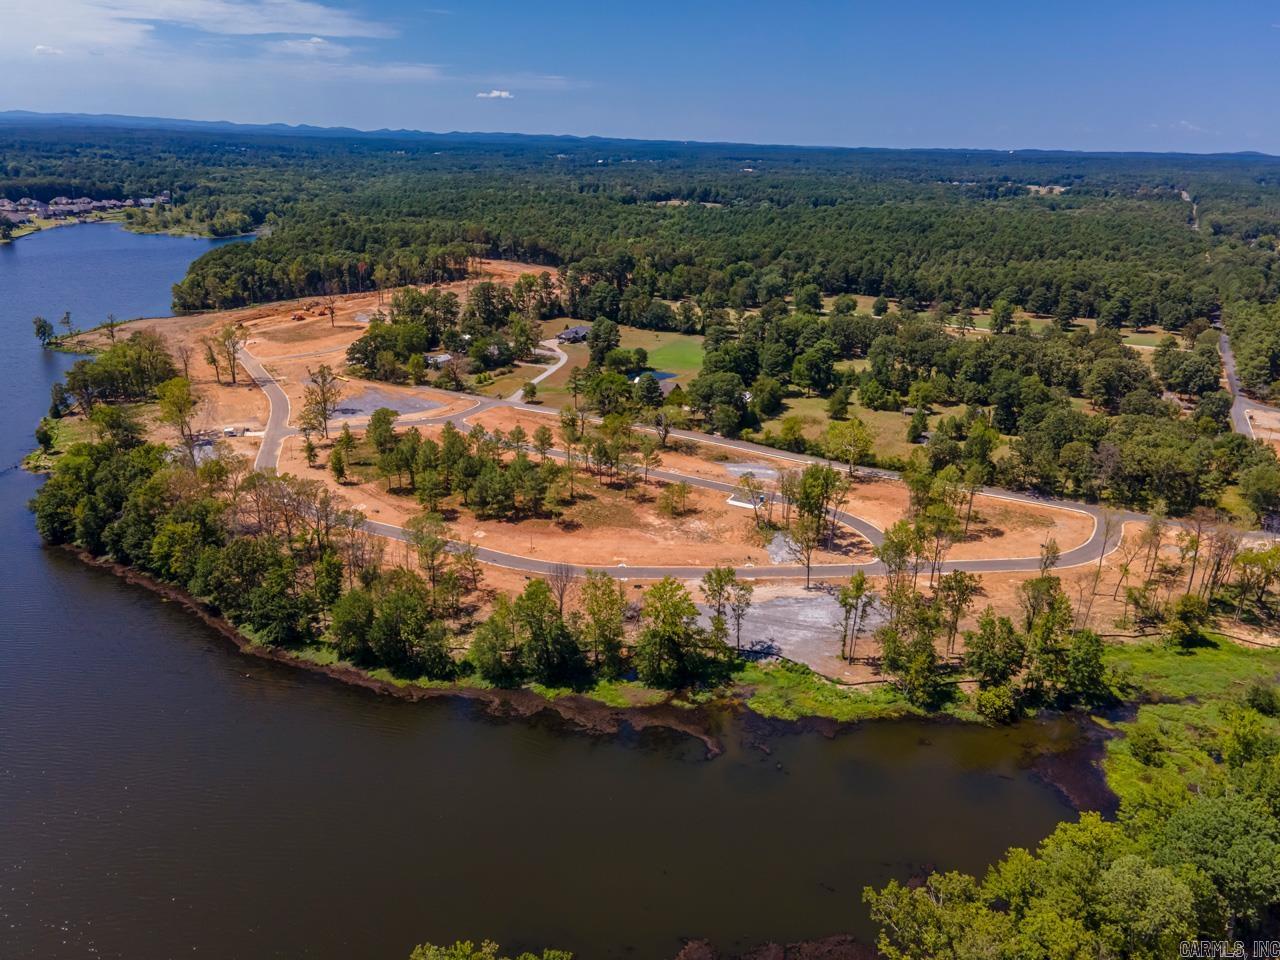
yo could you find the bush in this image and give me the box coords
[1127,721,1164,766]
[1245,679,1280,717]
[974,684,1019,724]
[1163,593,1209,649]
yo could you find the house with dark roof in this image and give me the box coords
[556,324,591,343]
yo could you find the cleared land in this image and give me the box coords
[76,276,1129,688]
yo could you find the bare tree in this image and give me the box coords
[1113,532,1144,600]
[547,562,576,614]
[456,542,484,592]
[1039,537,1061,577]
[1140,506,1166,579]
[321,281,340,328]
[1182,506,1216,593]
[1200,522,1242,600]
[786,514,822,589]
[737,472,766,528]
[1075,566,1104,631]
[1092,507,1121,582]
[214,322,249,385]
[203,337,222,384]
[174,342,193,380]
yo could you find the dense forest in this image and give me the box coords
[3,121,1278,318]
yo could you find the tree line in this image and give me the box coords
[10,123,1275,321]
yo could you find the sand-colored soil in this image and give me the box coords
[460,406,1093,557]
[74,261,1111,633]
[278,430,873,568]
[75,259,551,440]
[1246,407,1280,456]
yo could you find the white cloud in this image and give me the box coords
[1175,119,1205,133]
[0,0,585,121]
[324,61,443,82]
[91,0,394,39]
[2,0,395,59]
[266,36,351,58]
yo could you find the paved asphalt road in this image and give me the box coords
[242,345,1157,580]
[237,348,292,471]
[507,339,569,401]
[1219,329,1280,439]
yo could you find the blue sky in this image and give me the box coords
[2,0,1277,153]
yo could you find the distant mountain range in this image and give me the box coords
[0,109,717,149]
[1,109,1275,159]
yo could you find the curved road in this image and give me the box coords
[507,339,569,401]
[241,344,1142,579]
[1219,329,1280,439]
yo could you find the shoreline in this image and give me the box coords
[60,543,729,756]
[56,543,1116,812]
[2,215,254,245]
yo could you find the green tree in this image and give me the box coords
[156,376,201,465]
[367,406,400,454]
[470,596,520,686]
[1163,592,1209,649]
[635,577,703,687]
[989,298,1015,334]
[405,511,450,590]
[837,571,875,661]
[513,578,582,685]
[1156,794,1280,930]
[330,588,375,662]
[1240,463,1280,522]
[963,608,1026,689]
[935,570,980,656]
[728,577,754,653]
[823,416,873,476]
[33,315,56,346]
[580,569,627,676]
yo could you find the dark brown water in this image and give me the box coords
[0,226,1084,960]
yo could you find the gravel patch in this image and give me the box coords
[333,387,441,417]
[765,530,794,563]
[700,593,889,676]
[722,462,779,481]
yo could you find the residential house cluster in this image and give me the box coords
[0,191,171,226]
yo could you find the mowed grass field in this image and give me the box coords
[619,328,703,380]
[531,324,706,406]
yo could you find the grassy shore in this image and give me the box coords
[1101,635,1280,816]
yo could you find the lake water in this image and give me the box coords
[0,224,1085,959]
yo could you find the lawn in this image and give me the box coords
[619,328,704,381]
[533,326,705,407]
[532,339,590,406]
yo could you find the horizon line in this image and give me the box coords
[2,108,1277,161]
